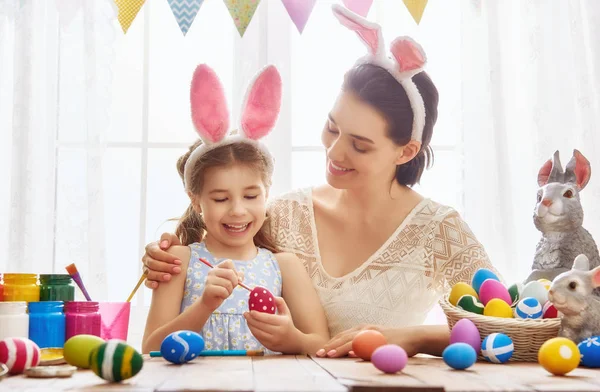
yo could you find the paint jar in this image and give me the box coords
[28,301,65,348]
[0,302,29,340]
[0,274,4,301]
[39,274,75,302]
[3,273,39,302]
[64,301,101,340]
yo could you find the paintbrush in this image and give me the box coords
[126,271,147,302]
[199,258,252,292]
[65,263,93,301]
[150,350,264,358]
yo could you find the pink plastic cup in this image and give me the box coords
[99,302,131,341]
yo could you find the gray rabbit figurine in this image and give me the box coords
[548,254,600,343]
[525,149,600,285]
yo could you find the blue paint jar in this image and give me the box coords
[28,301,65,348]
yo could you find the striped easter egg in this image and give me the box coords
[0,337,41,374]
[481,333,514,364]
[89,340,143,382]
[514,297,543,319]
[161,330,205,364]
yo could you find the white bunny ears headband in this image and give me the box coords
[183,64,282,191]
[332,4,427,143]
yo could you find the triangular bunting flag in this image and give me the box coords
[341,0,373,17]
[168,0,204,36]
[115,0,146,33]
[402,0,428,24]
[223,0,261,37]
[281,0,316,34]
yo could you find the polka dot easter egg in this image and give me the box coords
[481,333,513,364]
[514,297,543,319]
[578,336,600,368]
[371,344,407,374]
[449,282,478,306]
[0,337,41,374]
[90,340,143,382]
[457,295,484,315]
[479,279,511,306]
[161,330,205,365]
[538,337,580,375]
[471,268,500,295]
[249,286,276,314]
[442,343,477,370]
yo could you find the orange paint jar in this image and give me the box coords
[3,274,40,302]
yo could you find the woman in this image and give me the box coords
[140,5,498,358]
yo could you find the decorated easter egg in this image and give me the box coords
[542,302,558,318]
[537,279,552,291]
[481,333,513,364]
[521,281,548,306]
[442,343,477,370]
[456,295,484,315]
[64,334,105,369]
[371,344,408,373]
[161,330,205,364]
[450,319,481,353]
[0,337,41,374]
[471,269,500,294]
[483,298,513,318]
[479,279,511,306]
[578,336,600,368]
[249,286,276,314]
[514,297,543,319]
[90,340,143,382]
[448,282,478,306]
[538,337,580,375]
[507,282,522,305]
[352,330,387,361]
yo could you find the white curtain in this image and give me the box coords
[0,0,116,299]
[460,0,600,283]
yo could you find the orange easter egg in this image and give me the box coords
[352,330,387,361]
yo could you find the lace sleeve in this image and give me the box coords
[434,211,502,288]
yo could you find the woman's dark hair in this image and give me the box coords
[343,64,439,187]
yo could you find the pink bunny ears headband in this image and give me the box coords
[332,4,427,143]
[184,64,282,191]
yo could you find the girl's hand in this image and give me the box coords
[243,297,301,353]
[315,325,420,358]
[200,260,244,312]
[142,233,183,289]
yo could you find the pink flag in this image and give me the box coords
[281,0,316,33]
[342,0,373,17]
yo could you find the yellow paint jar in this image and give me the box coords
[3,273,40,302]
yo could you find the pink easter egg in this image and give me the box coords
[371,344,408,373]
[479,279,511,306]
[543,301,558,318]
[450,318,481,354]
[249,286,276,314]
[0,337,41,374]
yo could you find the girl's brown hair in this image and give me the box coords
[175,140,279,253]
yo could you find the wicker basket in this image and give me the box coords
[439,295,561,362]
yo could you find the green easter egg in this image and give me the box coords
[508,283,522,306]
[457,294,485,315]
[64,335,105,369]
[90,340,143,382]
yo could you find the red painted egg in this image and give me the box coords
[0,337,41,374]
[543,301,558,318]
[249,286,276,314]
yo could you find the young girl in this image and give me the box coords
[142,64,329,355]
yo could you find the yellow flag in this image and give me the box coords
[115,0,146,33]
[223,0,261,37]
[403,0,428,24]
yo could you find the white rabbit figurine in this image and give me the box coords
[548,254,600,343]
[525,149,600,285]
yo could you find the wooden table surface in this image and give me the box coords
[2,355,600,392]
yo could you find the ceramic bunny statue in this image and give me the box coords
[525,150,600,284]
[548,254,600,343]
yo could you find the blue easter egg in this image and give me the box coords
[471,269,500,294]
[481,333,513,364]
[578,336,600,368]
[160,330,205,364]
[514,297,543,319]
[442,342,477,370]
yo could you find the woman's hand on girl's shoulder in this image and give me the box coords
[142,233,184,288]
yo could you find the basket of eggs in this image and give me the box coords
[439,268,561,362]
